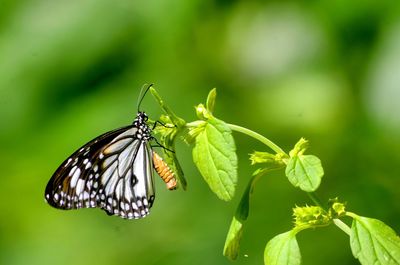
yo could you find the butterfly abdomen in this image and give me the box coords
[152,152,177,190]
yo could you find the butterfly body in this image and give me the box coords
[45,112,158,219]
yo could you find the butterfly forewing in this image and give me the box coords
[45,115,156,219]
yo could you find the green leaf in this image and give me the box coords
[235,174,257,221]
[289,137,309,157]
[264,231,301,265]
[192,116,238,201]
[349,215,400,265]
[223,216,244,261]
[285,154,323,192]
[223,173,262,260]
[206,88,217,114]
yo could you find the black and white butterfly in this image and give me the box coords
[45,86,175,219]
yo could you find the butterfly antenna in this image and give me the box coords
[137,83,154,112]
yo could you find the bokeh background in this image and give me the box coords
[1,0,399,264]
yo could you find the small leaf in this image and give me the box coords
[350,215,400,265]
[285,155,323,192]
[289,138,309,157]
[249,151,286,172]
[235,174,258,221]
[223,216,244,261]
[293,205,331,227]
[195,103,211,120]
[223,173,262,260]
[328,198,346,218]
[264,231,301,265]
[206,88,217,114]
[192,116,238,201]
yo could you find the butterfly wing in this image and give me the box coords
[45,126,155,219]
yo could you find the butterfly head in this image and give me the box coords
[134,111,148,125]
[133,112,152,140]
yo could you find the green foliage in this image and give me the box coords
[285,138,324,192]
[348,213,400,265]
[192,116,238,201]
[223,216,244,261]
[293,205,331,227]
[151,87,400,265]
[190,90,238,201]
[264,231,301,265]
[152,88,238,201]
[223,172,261,260]
[250,151,286,169]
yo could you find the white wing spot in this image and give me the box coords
[85,162,92,169]
[69,166,78,177]
[70,168,81,188]
[76,179,85,195]
[65,158,72,167]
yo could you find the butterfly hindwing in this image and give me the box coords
[45,119,155,219]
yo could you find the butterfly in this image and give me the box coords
[44,86,177,219]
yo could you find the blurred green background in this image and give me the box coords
[1,0,399,264]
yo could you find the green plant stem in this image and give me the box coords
[227,123,287,155]
[150,87,185,127]
[333,219,351,236]
[307,192,324,208]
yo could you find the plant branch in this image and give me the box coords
[227,123,287,155]
[333,219,351,236]
[307,192,324,209]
